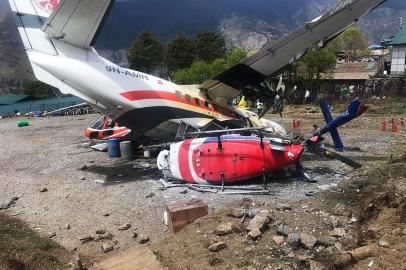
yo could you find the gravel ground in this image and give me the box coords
[0,112,402,258]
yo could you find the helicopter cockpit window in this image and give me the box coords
[106,118,114,129]
[90,115,106,129]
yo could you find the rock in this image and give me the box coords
[334,242,343,251]
[96,229,105,234]
[330,228,345,238]
[145,192,155,198]
[286,233,300,248]
[209,242,227,252]
[95,233,113,241]
[378,240,389,247]
[334,253,352,266]
[299,233,317,249]
[72,257,83,270]
[248,229,262,240]
[132,232,138,238]
[80,165,87,170]
[208,257,223,266]
[309,260,326,270]
[230,208,246,218]
[275,203,292,211]
[103,213,110,217]
[333,203,352,217]
[138,234,150,244]
[101,243,113,253]
[317,236,336,247]
[296,254,313,262]
[118,223,131,230]
[277,225,291,237]
[392,228,401,235]
[231,223,242,233]
[79,235,94,244]
[179,189,188,194]
[65,224,71,230]
[215,222,234,236]
[350,244,379,262]
[273,235,285,245]
[80,176,85,181]
[246,210,270,231]
[113,240,119,245]
[48,232,56,238]
[39,188,48,192]
[247,208,260,218]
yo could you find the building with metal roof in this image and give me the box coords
[389,23,406,76]
[0,94,37,105]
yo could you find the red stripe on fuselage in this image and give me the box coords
[120,90,236,118]
[178,140,194,182]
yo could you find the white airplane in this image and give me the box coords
[7,0,386,143]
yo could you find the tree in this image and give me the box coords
[194,31,226,62]
[171,48,247,84]
[23,81,57,98]
[334,27,368,62]
[299,47,336,80]
[165,34,196,73]
[127,32,164,74]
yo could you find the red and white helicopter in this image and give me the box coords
[8,0,385,184]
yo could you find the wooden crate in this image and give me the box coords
[166,199,208,233]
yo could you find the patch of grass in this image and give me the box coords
[0,213,69,270]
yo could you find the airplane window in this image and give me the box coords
[204,101,210,108]
[185,94,192,102]
[175,91,182,99]
[195,98,201,106]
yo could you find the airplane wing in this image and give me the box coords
[200,0,386,105]
[41,0,114,49]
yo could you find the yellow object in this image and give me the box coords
[236,96,248,109]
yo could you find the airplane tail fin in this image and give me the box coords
[318,98,368,151]
[8,0,59,55]
[8,0,114,107]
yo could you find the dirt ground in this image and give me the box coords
[0,98,405,269]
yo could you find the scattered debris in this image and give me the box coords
[286,233,300,248]
[305,191,317,196]
[179,189,188,194]
[39,187,48,192]
[208,242,227,252]
[275,203,292,211]
[145,192,155,198]
[134,162,151,170]
[0,196,19,210]
[378,239,389,247]
[317,236,336,247]
[101,243,114,253]
[79,235,94,244]
[118,223,131,230]
[48,232,56,238]
[95,233,113,241]
[96,229,105,234]
[138,234,150,244]
[333,203,352,217]
[91,143,108,152]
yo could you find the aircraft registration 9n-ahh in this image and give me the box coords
[7,0,386,143]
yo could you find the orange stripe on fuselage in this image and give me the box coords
[120,90,237,119]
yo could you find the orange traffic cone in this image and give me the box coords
[391,118,398,133]
[381,118,387,132]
